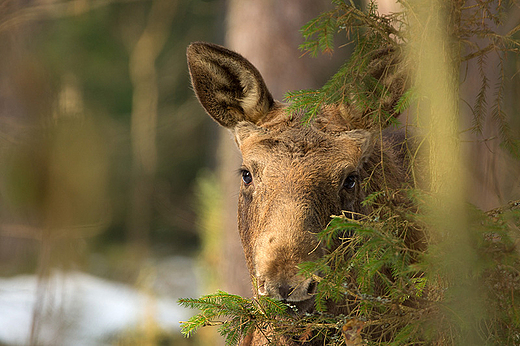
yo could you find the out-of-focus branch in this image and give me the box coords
[0,0,145,33]
[0,220,110,241]
[486,199,520,219]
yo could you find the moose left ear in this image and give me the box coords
[187,42,275,129]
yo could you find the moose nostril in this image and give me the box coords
[279,284,292,300]
[258,280,267,296]
[307,281,318,295]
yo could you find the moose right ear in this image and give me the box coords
[187,42,275,128]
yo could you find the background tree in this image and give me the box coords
[125,0,178,261]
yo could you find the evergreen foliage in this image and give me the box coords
[179,291,287,345]
[180,0,520,344]
[285,0,406,125]
[180,198,520,345]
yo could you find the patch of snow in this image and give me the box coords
[0,256,199,346]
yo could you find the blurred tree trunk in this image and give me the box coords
[127,0,177,259]
[218,0,336,298]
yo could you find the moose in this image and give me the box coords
[187,42,411,345]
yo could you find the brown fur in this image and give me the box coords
[187,42,408,345]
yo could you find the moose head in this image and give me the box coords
[187,42,405,313]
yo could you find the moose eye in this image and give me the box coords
[241,170,253,186]
[343,174,357,190]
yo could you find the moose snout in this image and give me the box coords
[251,201,325,305]
[254,237,321,303]
[257,275,317,302]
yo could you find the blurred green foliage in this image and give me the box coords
[0,0,224,276]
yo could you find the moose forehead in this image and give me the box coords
[238,120,365,183]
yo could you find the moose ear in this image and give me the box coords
[187,42,275,128]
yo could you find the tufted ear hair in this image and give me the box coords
[187,42,275,129]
